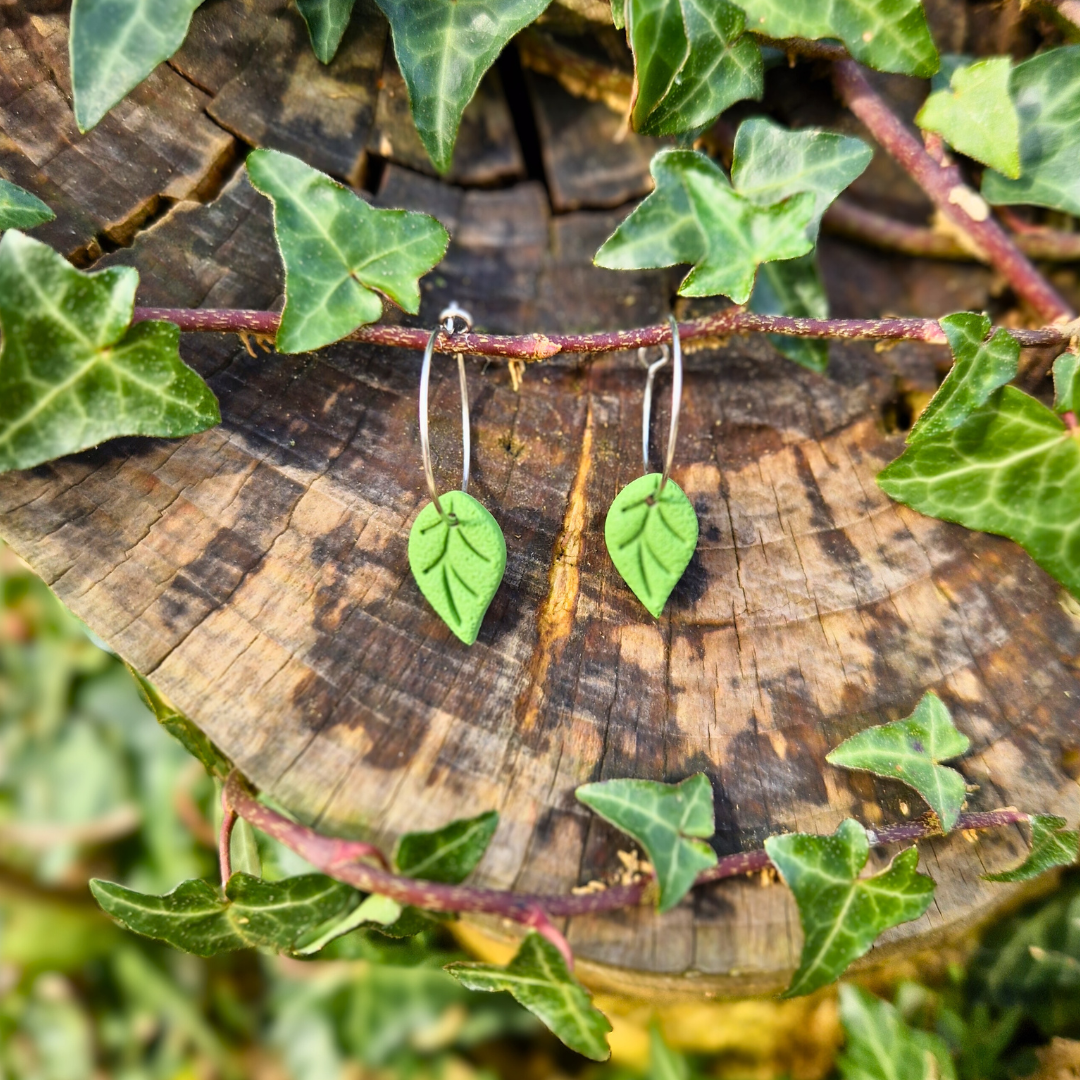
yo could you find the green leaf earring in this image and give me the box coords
[408,305,506,646]
[605,315,699,617]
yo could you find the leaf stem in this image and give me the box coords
[219,788,235,888]
[225,774,1032,931]
[131,306,1079,361]
[832,60,1076,324]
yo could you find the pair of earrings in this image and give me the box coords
[407,308,700,645]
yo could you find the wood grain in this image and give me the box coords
[1,5,1078,992]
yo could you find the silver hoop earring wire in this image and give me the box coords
[419,303,474,521]
[641,314,683,494]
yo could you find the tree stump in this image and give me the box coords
[2,0,1079,997]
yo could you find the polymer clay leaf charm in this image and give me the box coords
[605,473,698,617]
[409,491,506,645]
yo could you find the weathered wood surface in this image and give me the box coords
[2,1,1080,996]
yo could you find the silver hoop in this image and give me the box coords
[641,314,683,494]
[419,304,474,520]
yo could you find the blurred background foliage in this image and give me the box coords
[1,538,1079,1080]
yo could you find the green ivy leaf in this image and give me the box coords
[408,491,507,647]
[575,773,716,912]
[90,873,357,957]
[907,313,1019,445]
[395,810,499,884]
[738,0,938,78]
[1053,351,1080,416]
[594,149,816,304]
[627,0,762,137]
[0,179,54,232]
[445,932,612,1061]
[604,473,699,617]
[916,57,1020,178]
[983,816,1080,883]
[247,150,449,354]
[612,0,626,29]
[374,0,552,173]
[127,665,231,779]
[878,387,1080,599]
[69,0,203,133]
[731,118,873,241]
[731,118,871,370]
[749,256,829,373]
[765,819,936,998]
[983,46,1080,216]
[0,231,219,475]
[296,0,357,63]
[293,892,406,956]
[837,984,957,1080]
[826,691,970,833]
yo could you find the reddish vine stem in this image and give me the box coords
[823,199,1080,263]
[225,773,1029,928]
[219,789,236,888]
[832,60,1075,325]
[133,306,1077,362]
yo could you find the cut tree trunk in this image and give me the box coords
[1,0,1079,997]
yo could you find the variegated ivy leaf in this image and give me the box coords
[395,810,499,883]
[446,932,612,1060]
[375,0,552,173]
[738,0,938,78]
[90,873,357,956]
[826,691,970,832]
[878,387,1080,599]
[838,985,957,1080]
[983,816,1080,883]
[0,179,54,232]
[70,0,203,132]
[983,46,1080,217]
[0,231,219,474]
[917,57,1020,179]
[765,819,935,998]
[906,312,1019,445]
[594,149,815,304]
[627,0,762,137]
[296,0,357,63]
[576,773,717,912]
[247,149,449,354]
[731,118,872,371]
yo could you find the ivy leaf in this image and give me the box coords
[983,816,1080,883]
[575,773,717,912]
[0,231,219,475]
[69,0,203,133]
[627,0,762,137]
[907,313,1019,445]
[0,179,54,232]
[916,57,1020,179]
[765,819,936,997]
[878,387,1080,599]
[838,984,957,1080]
[1053,351,1080,416]
[408,491,507,647]
[826,691,970,833]
[594,149,816,304]
[738,0,938,78]
[731,119,871,371]
[445,932,612,1060]
[247,150,448,354]
[982,46,1080,217]
[90,873,357,957]
[395,810,499,883]
[296,0,357,64]
[604,473,699,617]
[731,118,873,241]
[293,892,406,956]
[749,256,829,373]
[612,0,626,30]
[374,0,552,173]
